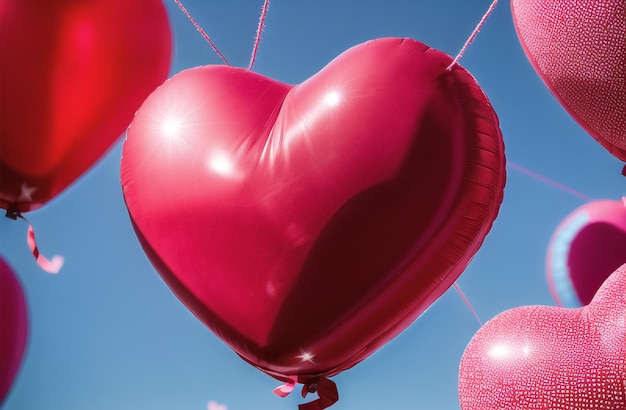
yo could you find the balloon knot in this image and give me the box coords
[304,382,318,394]
[5,209,20,220]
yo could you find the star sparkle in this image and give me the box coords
[296,349,316,363]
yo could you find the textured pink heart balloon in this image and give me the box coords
[511,0,626,160]
[122,38,505,391]
[459,263,626,409]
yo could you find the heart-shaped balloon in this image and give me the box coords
[511,0,626,160]
[459,263,626,409]
[0,257,28,405]
[0,0,171,213]
[121,38,505,386]
[547,198,626,307]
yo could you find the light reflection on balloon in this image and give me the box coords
[323,90,342,107]
[161,118,182,140]
[207,152,238,178]
[487,344,509,359]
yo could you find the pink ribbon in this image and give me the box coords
[5,210,64,274]
[273,376,339,410]
[273,376,297,397]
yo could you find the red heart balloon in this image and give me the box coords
[511,0,626,160]
[0,257,28,405]
[0,0,171,213]
[459,263,626,409]
[121,38,505,383]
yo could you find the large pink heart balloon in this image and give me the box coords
[0,0,171,213]
[459,263,626,409]
[511,0,626,160]
[121,38,505,387]
[0,257,28,405]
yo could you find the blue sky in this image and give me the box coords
[1,1,624,409]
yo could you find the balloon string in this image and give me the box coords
[249,0,270,70]
[446,0,499,70]
[452,282,483,326]
[455,157,595,325]
[173,0,230,65]
[5,211,64,274]
[508,162,595,201]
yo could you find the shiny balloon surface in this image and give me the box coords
[459,263,626,409]
[547,199,626,307]
[122,38,505,382]
[0,0,171,212]
[0,257,27,405]
[511,0,626,160]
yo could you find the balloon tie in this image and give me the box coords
[4,210,64,274]
[273,376,339,410]
[249,0,270,70]
[173,0,230,65]
[446,0,499,70]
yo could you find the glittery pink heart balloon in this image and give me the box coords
[511,0,626,161]
[459,263,626,409]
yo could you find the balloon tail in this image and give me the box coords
[249,0,270,70]
[5,210,64,274]
[446,0,499,70]
[453,282,483,326]
[173,0,230,65]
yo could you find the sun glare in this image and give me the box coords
[323,90,341,107]
[162,117,181,139]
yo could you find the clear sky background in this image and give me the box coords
[1,1,624,409]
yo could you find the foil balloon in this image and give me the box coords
[121,38,505,408]
[547,198,626,307]
[511,0,626,161]
[459,263,626,410]
[0,257,28,405]
[0,0,172,213]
